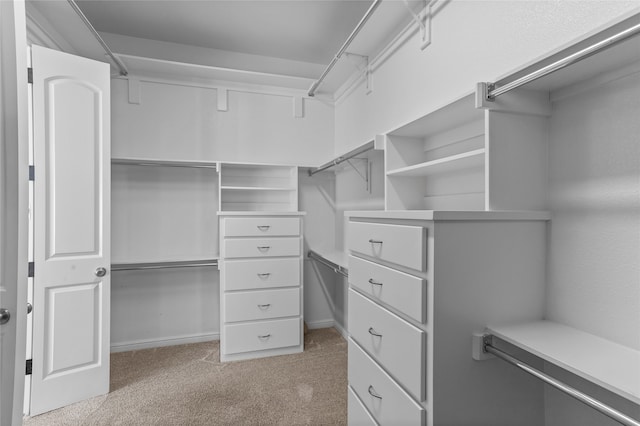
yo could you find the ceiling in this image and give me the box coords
[75,0,375,66]
[28,0,421,94]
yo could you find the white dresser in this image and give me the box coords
[346,210,550,426]
[219,212,305,362]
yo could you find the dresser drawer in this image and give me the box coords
[349,289,426,401]
[349,255,426,323]
[223,217,300,237]
[349,339,425,425]
[348,222,426,271]
[223,258,300,290]
[224,318,300,354]
[348,386,377,426]
[224,288,300,323]
[223,237,300,259]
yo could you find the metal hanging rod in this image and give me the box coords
[111,158,218,169]
[111,259,218,272]
[485,20,640,100]
[483,336,640,426]
[308,251,348,278]
[308,140,375,176]
[66,0,129,76]
[307,0,382,97]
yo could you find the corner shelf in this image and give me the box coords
[488,321,640,405]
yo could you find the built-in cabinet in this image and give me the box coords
[344,12,640,426]
[111,159,305,359]
[384,90,548,211]
[346,211,549,426]
[219,212,305,361]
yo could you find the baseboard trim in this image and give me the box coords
[306,319,335,330]
[111,332,220,353]
[333,322,348,340]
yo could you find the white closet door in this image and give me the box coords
[30,45,110,415]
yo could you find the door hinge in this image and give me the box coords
[28,262,34,278]
[27,68,33,84]
[26,359,32,375]
[29,165,34,181]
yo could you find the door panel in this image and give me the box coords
[46,79,102,258]
[45,283,102,375]
[31,45,110,416]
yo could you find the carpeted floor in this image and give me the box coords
[24,328,347,425]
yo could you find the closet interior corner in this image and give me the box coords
[19,1,640,424]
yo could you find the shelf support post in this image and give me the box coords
[403,0,434,50]
[128,78,141,104]
[217,88,228,112]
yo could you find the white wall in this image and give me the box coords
[110,65,335,349]
[112,79,333,166]
[334,1,640,153]
[546,71,640,350]
[543,68,640,426]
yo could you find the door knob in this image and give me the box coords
[0,308,10,325]
[95,267,107,277]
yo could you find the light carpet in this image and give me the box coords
[24,328,347,425]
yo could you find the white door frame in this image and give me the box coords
[0,0,29,424]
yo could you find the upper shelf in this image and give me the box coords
[488,320,640,405]
[115,53,314,91]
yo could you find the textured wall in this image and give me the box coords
[334,1,640,152]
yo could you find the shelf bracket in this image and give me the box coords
[128,78,141,104]
[346,157,371,193]
[217,88,228,112]
[475,82,496,108]
[403,0,434,50]
[343,52,372,95]
[293,96,304,118]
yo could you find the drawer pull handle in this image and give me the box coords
[257,304,271,309]
[368,239,383,244]
[368,278,383,286]
[257,273,271,279]
[368,385,382,399]
[257,246,271,252]
[258,334,271,340]
[257,225,271,231]
[368,327,382,338]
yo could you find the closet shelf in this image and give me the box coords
[308,249,348,277]
[386,148,485,177]
[112,157,218,169]
[115,53,314,90]
[111,258,219,272]
[488,320,640,405]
